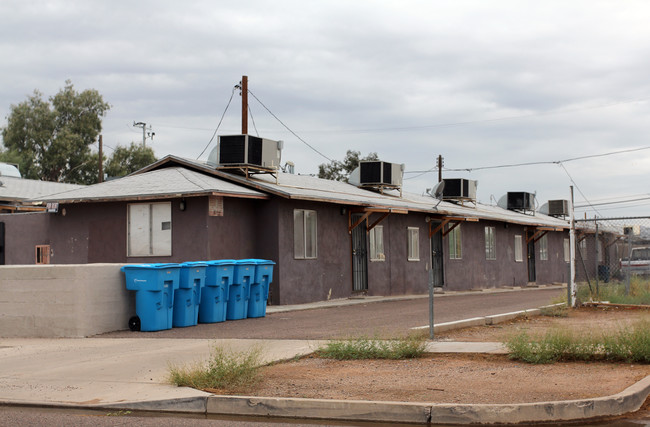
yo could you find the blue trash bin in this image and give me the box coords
[227,259,257,320]
[121,263,180,332]
[199,260,236,323]
[173,262,207,327]
[248,259,275,318]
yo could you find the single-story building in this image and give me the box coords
[1,154,571,305]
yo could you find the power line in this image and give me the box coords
[247,89,333,162]
[558,163,602,217]
[404,145,650,175]
[196,86,237,159]
[575,196,650,208]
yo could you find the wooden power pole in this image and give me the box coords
[98,135,104,183]
[241,75,248,135]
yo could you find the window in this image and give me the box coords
[294,209,317,259]
[369,225,385,261]
[597,239,603,263]
[127,202,172,257]
[564,238,570,263]
[448,224,462,259]
[539,234,548,261]
[579,238,587,260]
[407,227,419,261]
[485,226,496,260]
[514,235,523,262]
[35,245,50,264]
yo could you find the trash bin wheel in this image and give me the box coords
[128,316,141,332]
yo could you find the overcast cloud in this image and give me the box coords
[2,1,650,216]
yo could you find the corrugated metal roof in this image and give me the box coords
[139,155,570,229]
[0,176,83,203]
[41,154,568,228]
[32,167,267,203]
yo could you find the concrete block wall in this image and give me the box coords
[0,264,135,338]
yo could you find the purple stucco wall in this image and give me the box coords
[0,212,51,264]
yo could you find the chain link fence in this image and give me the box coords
[574,216,650,302]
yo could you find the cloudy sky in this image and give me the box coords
[2,1,650,217]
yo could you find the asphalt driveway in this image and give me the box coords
[98,287,564,340]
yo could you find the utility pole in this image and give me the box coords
[569,186,576,307]
[98,135,103,183]
[437,155,444,182]
[133,121,155,146]
[241,75,248,135]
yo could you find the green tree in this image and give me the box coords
[0,80,110,184]
[318,150,379,182]
[104,142,157,178]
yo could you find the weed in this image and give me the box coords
[577,277,650,305]
[168,344,262,391]
[317,334,426,360]
[506,318,650,364]
[539,304,568,318]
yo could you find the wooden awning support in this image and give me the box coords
[348,208,407,234]
[526,229,549,244]
[429,216,467,238]
[605,236,623,249]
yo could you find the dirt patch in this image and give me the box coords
[436,306,650,343]
[207,307,650,408]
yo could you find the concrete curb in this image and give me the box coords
[91,374,650,425]
[411,303,563,333]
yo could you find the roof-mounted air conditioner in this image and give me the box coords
[507,192,535,212]
[442,178,477,201]
[210,134,282,170]
[547,199,569,217]
[359,161,403,187]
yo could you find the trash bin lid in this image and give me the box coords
[206,259,237,265]
[236,259,275,265]
[120,263,180,271]
[180,261,208,268]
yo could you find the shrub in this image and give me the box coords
[317,334,427,360]
[506,318,650,364]
[168,344,262,391]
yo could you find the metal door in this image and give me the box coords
[351,214,368,292]
[430,221,444,287]
[527,230,536,282]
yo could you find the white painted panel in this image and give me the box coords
[151,202,172,256]
[128,204,151,256]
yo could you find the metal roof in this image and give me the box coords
[140,156,569,229]
[0,176,83,203]
[32,167,267,203]
[46,154,568,229]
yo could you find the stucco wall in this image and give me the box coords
[0,212,51,265]
[275,200,352,305]
[0,264,134,338]
[442,221,568,291]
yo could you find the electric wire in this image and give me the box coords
[247,89,333,162]
[196,86,236,159]
[248,104,259,137]
[558,162,602,217]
